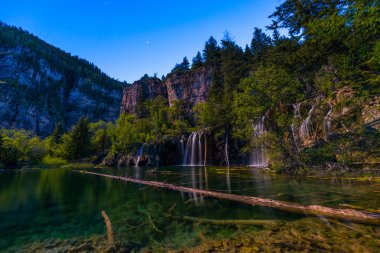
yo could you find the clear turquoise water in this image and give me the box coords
[0,166,379,251]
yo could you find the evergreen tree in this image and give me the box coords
[192,51,204,69]
[61,117,91,161]
[171,57,190,73]
[44,122,63,156]
[251,28,272,62]
[51,122,62,145]
[203,36,221,67]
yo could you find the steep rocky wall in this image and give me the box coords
[120,76,167,114]
[120,68,212,114]
[165,67,212,107]
[0,46,123,135]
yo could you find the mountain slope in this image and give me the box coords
[0,22,126,135]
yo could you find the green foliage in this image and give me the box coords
[108,114,142,154]
[1,1,378,170]
[300,144,336,166]
[203,36,221,67]
[89,120,111,155]
[44,122,62,156]
[168,100,192,136]
[58,117,91,161]
[0,129,45,166]
[41,156,68,167]
[250,28,272,63]
[192,52,204,69]
[171,57,190,73]
[145,96,170,144]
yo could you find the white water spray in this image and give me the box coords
[183,132,204,166]
[324,103,333,138]
[135,143,145,166]
[250,116,268,167]
[291,103,302,149]
[299,104,315,141]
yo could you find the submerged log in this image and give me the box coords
[101,210,115,247]
[169,215,279,226]
[77,171,380,225]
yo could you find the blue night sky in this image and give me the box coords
[1,0,281,83]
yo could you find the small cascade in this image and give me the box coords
[291,103,302,149]
[299,104,315,141]
[250,116,268,167]
[183,132,203,166]
[324,103,333,138]
[135,143,145,166]
[179,138,185,159]
[225,131,229,167]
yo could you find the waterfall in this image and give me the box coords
[324,103,333,138]
[291,103,302,149]
[180,139,184,157]
[183,132,203,166]
[225,131,229,167]
[135,143,145,166]
[299,104,315,141]
[250,116,268,167]
[198,133,203,166]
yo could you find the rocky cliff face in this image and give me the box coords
[165,67,212,107]
[120,76,167,114]
[120,68,212,114]
[0,45,123,135]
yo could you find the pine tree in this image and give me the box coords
[50,122,62,145]
[171,57,190,73]
[203,36,221,68]
[192,51,204,69]
[63,117,91,160]
[181,57,190,70]
[251,28,272,61]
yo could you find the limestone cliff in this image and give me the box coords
[120,75,167,114]
[120,68,212,114]
[165,67,212,107]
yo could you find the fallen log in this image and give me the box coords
[168,214,279,226]
[76,171,380,225]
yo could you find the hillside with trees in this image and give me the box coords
[0,22,126,136]
[1,0,379,173]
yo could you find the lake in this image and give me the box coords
[0,166,379,252]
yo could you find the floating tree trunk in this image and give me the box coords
[76,171,380,225]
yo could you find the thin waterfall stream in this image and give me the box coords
[183,132,204,166]
[299,104,315,142]
[250,116,268,167]
[135,143,145,166]
[324,103,333,139]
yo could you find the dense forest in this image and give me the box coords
[0,0,379,172]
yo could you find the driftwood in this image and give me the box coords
[101,210,115,247]
[78,171,380,225]
[168,214,279,226]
